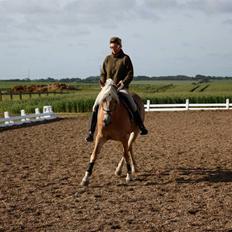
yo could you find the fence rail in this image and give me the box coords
[0,106,57,128]
[0,90,69,101]
[145,99,232,111]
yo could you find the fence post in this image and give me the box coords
[21,110,25,122]
[35,108,40,120]
[0,90,2,101]
[4,112,14,125]
[186,99,189,110]
[43,106,50,118]
[21,109,30,121]
[146,100,150,112]
[226,99,230,110]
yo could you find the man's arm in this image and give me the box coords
[100,56,108,84]
[122,56,134,87]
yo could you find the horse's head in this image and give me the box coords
[99,79,119,127]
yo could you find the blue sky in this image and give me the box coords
[0,0,232,79]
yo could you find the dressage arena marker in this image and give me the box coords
[145,98,231,112]
[0,106,57,128]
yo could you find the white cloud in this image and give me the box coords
[1,0,231,42]
[182,0,232,14]
[0,0,232,78]
[223,19,232,25]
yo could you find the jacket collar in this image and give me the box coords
[112,49,124,58]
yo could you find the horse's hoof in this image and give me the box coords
[131,167,138,175]
[80,179,89,186]
[115,169,122,176]
[126,174,132,183]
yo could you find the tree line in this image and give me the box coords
[1,74,232,83]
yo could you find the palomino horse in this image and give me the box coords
[81,79,145,186]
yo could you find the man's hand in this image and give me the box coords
[117,80,124,90]
[99,79,105,89]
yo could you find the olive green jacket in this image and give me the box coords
[100,49,134,88]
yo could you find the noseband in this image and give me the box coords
[103,108,112,113]
[103,102,117,114]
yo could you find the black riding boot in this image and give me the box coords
[133,110,148,135]
[85,106,99,142]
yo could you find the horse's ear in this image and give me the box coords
[99,79,105,88]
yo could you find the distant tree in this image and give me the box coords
[60,78,82,82]
[134,76,151,80]
[83,76,99,82]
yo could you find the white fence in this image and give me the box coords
[0,106,57,128]
[145,99,232,112]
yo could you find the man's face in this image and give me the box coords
[110,43,121,54]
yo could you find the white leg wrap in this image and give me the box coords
[126,173,132,183]
[131,164,135,174]
[80,172,90,186]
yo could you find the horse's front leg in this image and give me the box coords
[81,135,105,186]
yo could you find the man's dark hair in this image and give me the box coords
[110,37,122,47]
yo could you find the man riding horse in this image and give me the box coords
[85,36,148,142]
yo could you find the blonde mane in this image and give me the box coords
[93,79,119,110]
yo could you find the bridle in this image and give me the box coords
[103,101,117,114]
[102,84,118,114]
[103,108,112,113]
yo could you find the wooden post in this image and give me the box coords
[0,91,2,101]
[186,99,189,110]
[10,90,13,100]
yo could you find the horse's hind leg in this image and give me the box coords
[128,132,138,174]
[115,157,124,176]
[129,145,138,174]
[115,147,137,176]
[81,135,106,186]
[115,132,138,176]
[122,140,132,183]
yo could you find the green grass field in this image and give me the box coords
[1,79,232,115]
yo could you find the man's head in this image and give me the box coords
[109,36,122,54]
